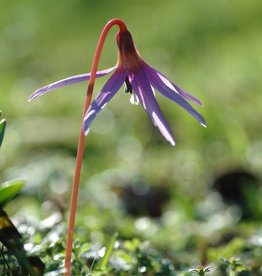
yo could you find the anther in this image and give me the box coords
[124,77,133,93]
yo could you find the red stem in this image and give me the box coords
[64,19,127,275]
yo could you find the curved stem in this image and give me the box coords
[64,19,127,276]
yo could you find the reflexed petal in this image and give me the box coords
[83,69,126,134]
[144,63,203,105]
[144,64,206,127]
[130,70,176,146]
[28,67,115,101]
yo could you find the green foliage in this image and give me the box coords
[189,265,213,276]
[96,232,118,271]
[219,257,251,276]
[0,180,24,206]
[0,115,44,275]
[32,232,178,275]
[0,111,6,148]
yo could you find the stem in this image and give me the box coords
[64,18,127,276]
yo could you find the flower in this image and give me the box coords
[29,30,206,146]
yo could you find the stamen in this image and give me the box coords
[124,77,133,93]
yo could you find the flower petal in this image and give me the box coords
[83,69,126,135]
[28,67,115,101]
[144,63,203,105]
[144,64,206,127]
[130,70,176,146]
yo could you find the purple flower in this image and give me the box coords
[29,30,206,146]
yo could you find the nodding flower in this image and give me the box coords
[29,28,206,146]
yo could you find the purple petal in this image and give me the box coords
[83,69,126,135]
[28,67,115,101]
[143,64,206,127]
[144,63,203,105]
[130,70,176,146]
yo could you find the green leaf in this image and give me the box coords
[189,265,213,275]
[0,180,24,206]
[0,118,6,147]
[78,242,92,259]
[97,233,118,270]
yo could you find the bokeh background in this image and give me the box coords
[1,0,262,274]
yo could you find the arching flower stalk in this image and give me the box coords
[29,19,205,275]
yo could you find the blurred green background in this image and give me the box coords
[1,0,262,274]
